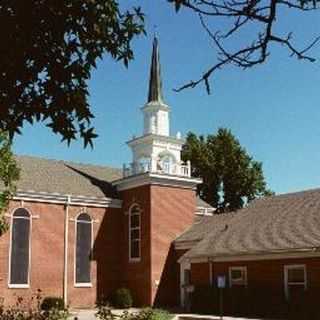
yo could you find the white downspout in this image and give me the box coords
[180,259,191,308]
[209,261,213,285]
[63,195,71,306]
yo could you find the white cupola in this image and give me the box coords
[123,37,191,178]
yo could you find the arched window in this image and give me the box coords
[75,213,92,285]
[9,208,31,287]
[129,205,141,261]
[158,152,176,174]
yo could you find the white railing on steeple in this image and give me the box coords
[123,160,191,178]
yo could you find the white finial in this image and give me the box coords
[153,24,158,38]
[176,131,181,139]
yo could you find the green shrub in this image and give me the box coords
[96,295,111,308]
[96,305,115,320]
[0,294,69,320]
[45,308,69,320]
[95,306,173,320]
[41,297,65,311]
[112,288,133,308]
[137,308,173,320]
[149,308,172,320]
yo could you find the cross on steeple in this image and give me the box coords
[147,36,164,103]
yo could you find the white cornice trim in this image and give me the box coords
[127,133,184,147]
[12,191,122,208]
[141,101,170,112]
[112,172,202,191]
[179,248,320,264]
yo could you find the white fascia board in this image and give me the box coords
[181,248,320,264]
[196,206,215,212]
[174,240,199,250]
[178,255,210,264]
[13,190,122,208]
[195,207,216,216]
[113,172,202,191]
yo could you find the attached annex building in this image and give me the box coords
[1,38,320,318]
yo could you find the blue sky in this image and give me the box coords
[13,1,320,195]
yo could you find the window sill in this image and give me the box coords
[8,284,29,289]
[74,283,93,288]
[129,258,141,263]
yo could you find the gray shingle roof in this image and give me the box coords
[13,155,122,198]
[184,189,320,259]
[175,213,235,244]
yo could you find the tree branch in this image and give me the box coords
[171,0,320,93]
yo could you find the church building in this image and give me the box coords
[1,38,320,319]
[0,37,203,308]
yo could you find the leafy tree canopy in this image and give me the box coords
[0,1,145,147]
[182,128,273,212]
[0,132,20,235]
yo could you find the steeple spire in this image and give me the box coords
[121,35,195,180]
[147,36,164,103]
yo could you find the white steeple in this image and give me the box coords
[142,37,170,136]
[123,37,191,178]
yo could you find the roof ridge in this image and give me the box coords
[277,187,320,197]
[15,154,121,171]
[253,187,320,204]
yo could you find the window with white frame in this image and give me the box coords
[129,205,141,261]
[75,213,92,285]
[229,266,247,287]
[284,265,307,300]
[9,208,31,287]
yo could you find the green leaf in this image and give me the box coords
[0,131,20,235]
[0,0,145,147]
[182,128,272,212]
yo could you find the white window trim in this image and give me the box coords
[74,282,93,288]
[284,264,307,300]
[8,284,30,289]
[74,212,93,287]
[129,204,141,262]
[8,207,32,289]
[229,266,248,287]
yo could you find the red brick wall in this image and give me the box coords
[119,184,196,307]
[191,262,210,286]
[190,257,320,318]
[119,185,152,306]
[0,183,197,309]
[150,186,195,307]
[0,201,65,307]
[67,205,121,308]
[0,200,121,308]
[191,258,320,289]
[212,258,320,290]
